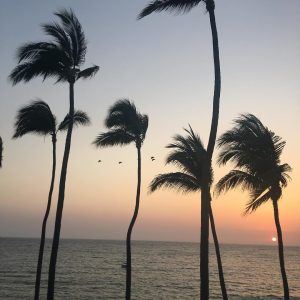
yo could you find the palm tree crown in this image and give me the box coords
[93,99,148,149]
[13,100,90,139]
[13,101,57,138]
[216,113,291,213]
[9,8,99,85]
[150,126,212,193]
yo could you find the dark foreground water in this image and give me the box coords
[0,238,299,299]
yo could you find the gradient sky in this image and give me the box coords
[0,0,299,245]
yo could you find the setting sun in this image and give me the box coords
[272,237,277,242]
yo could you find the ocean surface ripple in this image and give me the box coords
[0,238,299,299]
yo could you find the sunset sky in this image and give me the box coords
[0,0,299,245]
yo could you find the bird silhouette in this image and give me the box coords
[151,156,155,161]
[118,161,122,164]
[98,160,101,163]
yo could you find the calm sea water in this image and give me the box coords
[0,238,299,299]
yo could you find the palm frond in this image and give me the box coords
[168,127,205,156]
[165,126,209,182]
[278,163,292,187]
[269,130,286,164]
[138,0,202,19]
[16,42,56,63]
[244,189,272,214]
[166,151,197,176]
[58,110,91,131]
[93,129,135,148]
[77,65,100,80]
[167,133,194,152]
[0,137,3,168]
[149,172,199,193]
[9,45,69,85]
[55,8,87,66]
[138,114,149,141]
[42,22,72,60]
[13,100,56,138]
[215,170,259,195]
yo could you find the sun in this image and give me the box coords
[272,237,277,242]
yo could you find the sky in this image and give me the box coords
[0,0,299,245]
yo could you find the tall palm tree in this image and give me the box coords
[138,2,221,298]
[13,100,90,300]
[0,136,3,168]
[9,9,99,299]
[150,126,227,299]
[216,114,291,300]
[93,99,148,300]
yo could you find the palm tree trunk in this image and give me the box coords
[200,2,221,299]
[272,199,289,299]
[47,82,75,300]
[34,135,57,300]
[200,183,210,300]
[209,203,228,300]
[125,145,142,300]
[206,1,221,157]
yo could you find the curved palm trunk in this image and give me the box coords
[125,146,142,300]
[272,199,289,299]
[200,2,221,299]
[34,135,57,300]
[209,203,228,300]
[47,82,75,300]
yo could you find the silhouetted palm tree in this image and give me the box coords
[93,99,148,300]
[138,2,221,298]
[216,114,291,300]
[0,136,3,168]
[13,100,90,300]
[150,126,227,299]
[9,9,99,299]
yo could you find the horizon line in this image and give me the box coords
[1,236,299,247]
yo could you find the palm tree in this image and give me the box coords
[0,136,3,168]
[12,100,90,300]
[150,126,227,299]
[138,2,221,298]
[93,99,148,300]
[216,113,291,300]
[9,9,99,299]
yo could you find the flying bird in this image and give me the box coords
[118,161,122,164]
[98,160,101,163]
[151,156,155,161]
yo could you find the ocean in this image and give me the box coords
[0,238,299,299]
